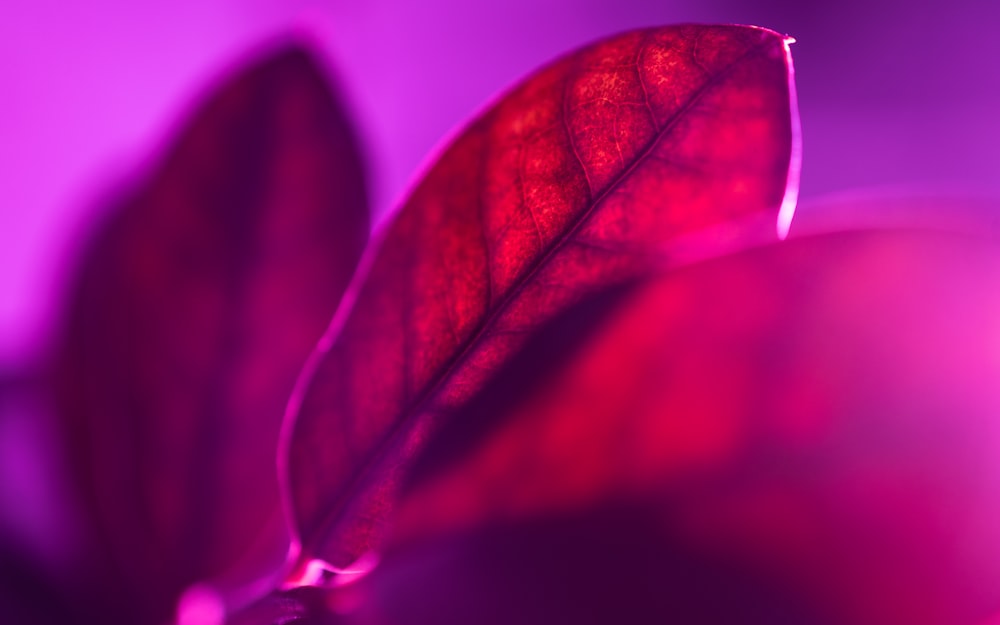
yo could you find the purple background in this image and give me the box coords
[2,0,999,368]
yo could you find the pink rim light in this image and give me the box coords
[777,35,802,240]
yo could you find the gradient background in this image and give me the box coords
[1,0,998,567]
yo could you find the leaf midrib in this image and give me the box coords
[303,32,777,564]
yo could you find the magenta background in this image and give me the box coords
[2,0,999,368]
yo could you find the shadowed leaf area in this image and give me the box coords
[338,502,835,625]
[380,230,1000,625]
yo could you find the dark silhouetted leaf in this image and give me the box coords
[54,42,369,624]
[284,24,798,570]
[392,230,1000,625]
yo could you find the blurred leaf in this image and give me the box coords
[54,42,369,624]
[789,191,1000,239]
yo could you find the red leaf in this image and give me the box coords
[54,43,369,623]
[392,230,1000,625]
[284,24,798,570]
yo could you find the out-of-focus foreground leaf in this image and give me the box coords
[284,24,798,571]
[54,43,369,624]
[363,229,1000,625]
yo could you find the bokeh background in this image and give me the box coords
[1,0,998,567]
